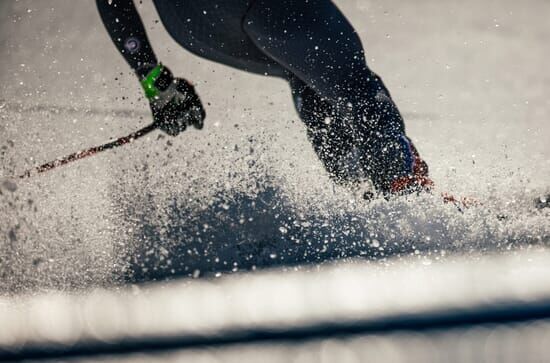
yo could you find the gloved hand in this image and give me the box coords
[140,64,205,136]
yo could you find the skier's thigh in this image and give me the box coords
[243,0,368,101]
[152,0,285,76]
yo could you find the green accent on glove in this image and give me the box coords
[140,64,163,100]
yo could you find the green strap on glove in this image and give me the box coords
[140,64,164,100]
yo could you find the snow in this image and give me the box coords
[0,0,549,295]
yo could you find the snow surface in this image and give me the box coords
[0,0,549,294]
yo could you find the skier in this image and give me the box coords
[96,0,432,196]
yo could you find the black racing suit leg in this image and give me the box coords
[244,0,423,192]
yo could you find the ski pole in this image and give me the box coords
[18,123,157,179]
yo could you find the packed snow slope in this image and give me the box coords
[0,0,549,293]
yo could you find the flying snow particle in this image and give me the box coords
[2,180,17,192]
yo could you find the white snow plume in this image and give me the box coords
[118,186,550,283]
[108,128,550,283]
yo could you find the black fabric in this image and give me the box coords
[243,0,412,189]
[152,0,286,77]
[96,0,158,77]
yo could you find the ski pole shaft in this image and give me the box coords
[18,123,157,179]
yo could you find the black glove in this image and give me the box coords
[140,64,205,136]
